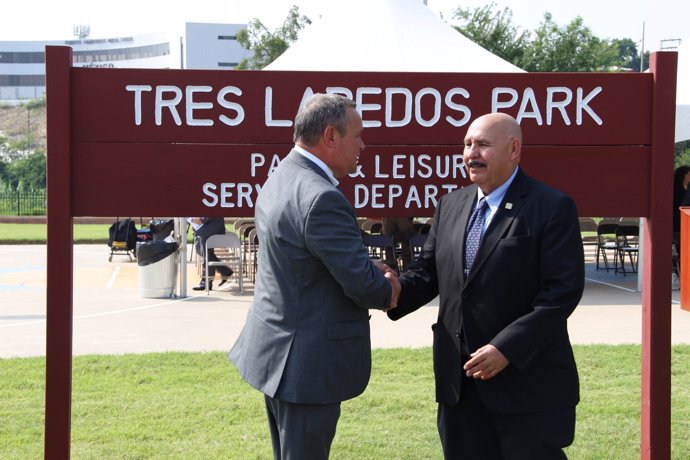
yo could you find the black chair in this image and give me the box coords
[579,217,598,260]
[360,219,383,235]
[417,223,432,234]
[615,224,639,276]
[362,234,398,271]
[596,223,619,272]
[408,233,429,264]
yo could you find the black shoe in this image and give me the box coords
[192,281,212,291]
[217,269,233,287]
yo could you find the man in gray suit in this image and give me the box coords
[229,93,399,460]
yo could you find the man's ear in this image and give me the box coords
[323,125,337,147]
[509,137,521,161]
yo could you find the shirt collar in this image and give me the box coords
[477,166,519,211]
[293,144,339,187]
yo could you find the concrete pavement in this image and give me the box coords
[2,244,690,358]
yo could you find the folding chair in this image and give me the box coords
[579,217,598,261]
[408,233,429,265]
[205,233,243,294]
[362,234,399,272]
[596,223,619,271]
[615,224,639,276]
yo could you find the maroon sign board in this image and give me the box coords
[45,46,677,459]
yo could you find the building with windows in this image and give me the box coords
[185,23,250,70]
[0,23,249,103]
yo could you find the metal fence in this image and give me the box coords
[0,190,47,215]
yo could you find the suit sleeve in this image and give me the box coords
[387,199,444,320]
[491,194,585,371]
[304,189,392,310]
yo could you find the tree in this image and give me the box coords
[235,5,311,70]
[452,2,529,67]
[676,140,690,169]
[3,151,46,190]
[608,38,649,71]
[521,13,618,72]
[0,133,25,162]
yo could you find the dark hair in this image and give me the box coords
[674,166,690,203]
[293,93,357,146]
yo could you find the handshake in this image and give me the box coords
[374,262,401,310]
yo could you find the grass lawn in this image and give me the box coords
[1,346,689,459]
[0,223,196,245]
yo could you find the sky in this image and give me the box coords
[0,0,687,53]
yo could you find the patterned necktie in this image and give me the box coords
[464,198,488,274]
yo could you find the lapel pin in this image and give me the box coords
[505,202,513,210]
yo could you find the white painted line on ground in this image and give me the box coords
[106,266,120,289]
[585,277,637,293]
[0,293,206,329]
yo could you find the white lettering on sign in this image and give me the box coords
[577,87,603,125]
[186,86,213,127]
[218,86,245,126]
[445,88,471,127]
[155,85,183,126]
[371,154,465,180]
[250,152,282,177]
[385,88,413,127]
[491,86,603,125]
[126,85,245,126]
[357,87,383,128]
[265,87,292,127]
[415,88,442,127]
[202,182,263,208]
[127,84,604,128]
[354,183,460,209]
[547,87,573,125]
[126,85,152,125]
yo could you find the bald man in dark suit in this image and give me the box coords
[389,113,584,459]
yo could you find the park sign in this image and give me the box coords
[45,46,678,460]
[65,56,654,217]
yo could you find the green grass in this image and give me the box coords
[0,224,196,244]
[1,346,689,459]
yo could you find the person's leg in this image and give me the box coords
[437,375,501,460]
[193,235,210,290]
[265,396,282,460]
[264,395,340,460]
[493,407,575,460]
[209,248,233,283]
[207,250,220,278]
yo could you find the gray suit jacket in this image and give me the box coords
[229,150,392,404]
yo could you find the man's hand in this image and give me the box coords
[384,271,400,310]
[463,344,509,380]
[374,261,397,275]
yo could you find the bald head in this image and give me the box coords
[471,112,522,143]
[463,113,522,194]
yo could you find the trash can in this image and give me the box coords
[137,241,179,298]
[149,219,175,241]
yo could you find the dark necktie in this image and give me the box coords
[464,198,488,274]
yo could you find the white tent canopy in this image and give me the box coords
[265,0,523,73]
[676,39,690,143]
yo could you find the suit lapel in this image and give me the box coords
[465,170,530,282]
[450,186,478,285]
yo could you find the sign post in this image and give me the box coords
[44,45,678,459]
